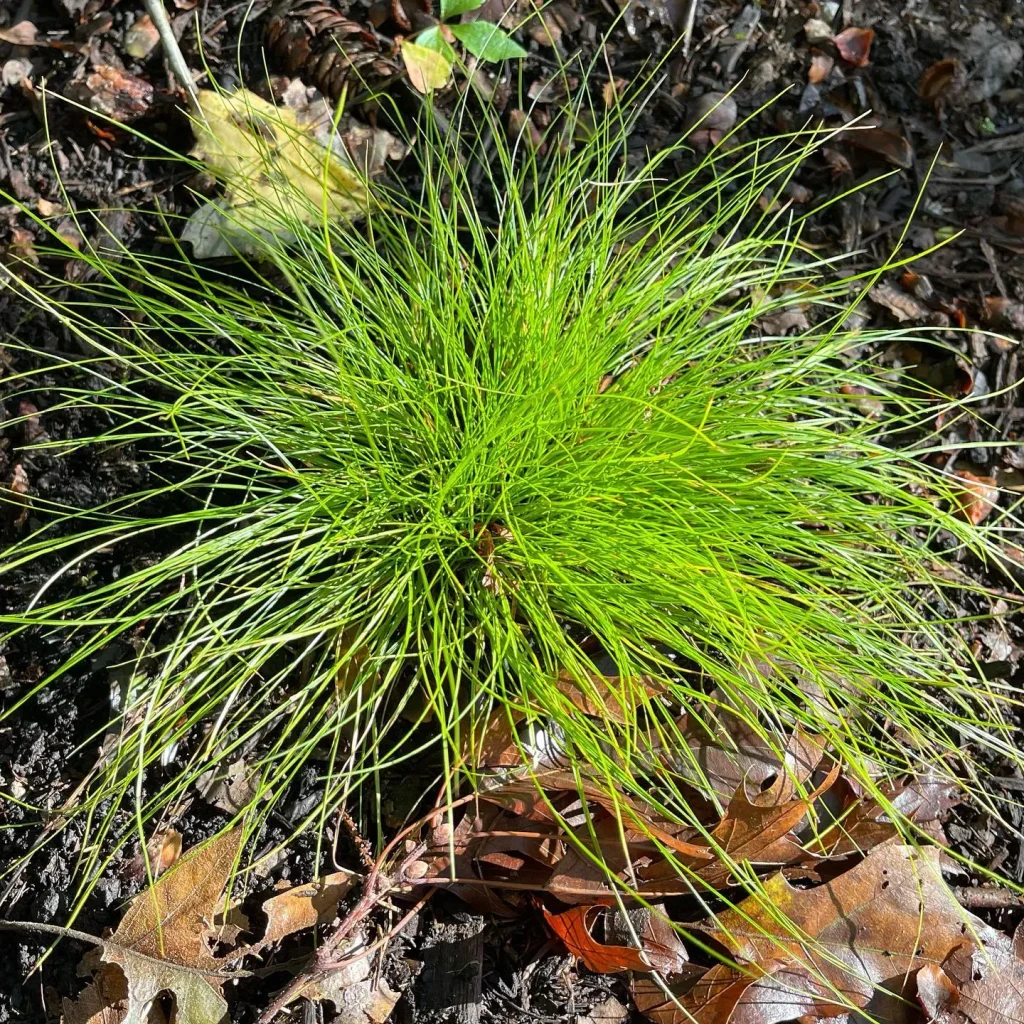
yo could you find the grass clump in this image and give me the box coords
[1,91,1018,898]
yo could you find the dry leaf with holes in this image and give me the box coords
[62,830,243,1024]
[634,844,1011,1024]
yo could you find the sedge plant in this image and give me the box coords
[0,81,1021,926]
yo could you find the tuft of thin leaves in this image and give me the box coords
[1,86,1019,912]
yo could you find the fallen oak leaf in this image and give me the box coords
[916,961,965,1022]
[486,771,717,861]
[62,963,138,1024]
[637,759,838,894]
[703,844,1003,1020]
[544,905,661,973]
[696,759,837,889]
[939,925,1024,1024]
[634,963,843,1024]
[805,773,960,860]
[63,830,244,1024]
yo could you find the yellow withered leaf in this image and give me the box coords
[182,88,370,258]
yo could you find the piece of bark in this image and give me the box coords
[414,912,485,1024]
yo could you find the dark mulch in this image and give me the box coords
[2,0,1023,1020]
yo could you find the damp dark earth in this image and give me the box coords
[3,1,1024,1022]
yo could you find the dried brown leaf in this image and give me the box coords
[705,845,1002,1019]
[637,759,837,894]
[843,126,913,169]
[919,58,962,103]
[953,471,1000,526]
[195,758,264,815]
[543,904,686,974]
[65,830,243,1024]
[553,670,662,724]
[0,21,38,45]
[807,774,959,860]
[808,54,834,85]
[941,927,1024,1024]
[870,282,929,322]
[255,870,359,952]
[833,26,874,67]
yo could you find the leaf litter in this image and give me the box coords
[59,831,383,1024]
[387,687,1024,1024]
[37,662,1024,1023]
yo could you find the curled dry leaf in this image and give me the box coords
[841,125,913,169]
[833,26,874,67]
[953,471,1000,526]
[870,282,929,323]
[63,830,244,1024]
[917,962,962,1021]
[543,904,688,974]
[919,58,962,104]
[679,713,821,804]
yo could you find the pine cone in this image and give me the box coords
[265,0,400,101]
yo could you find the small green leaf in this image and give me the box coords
[416,25,456,61]
[448,21,527,61]
[440,0,485,21]
[401,39,453,93]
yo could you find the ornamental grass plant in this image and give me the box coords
[1,81,1020,916]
